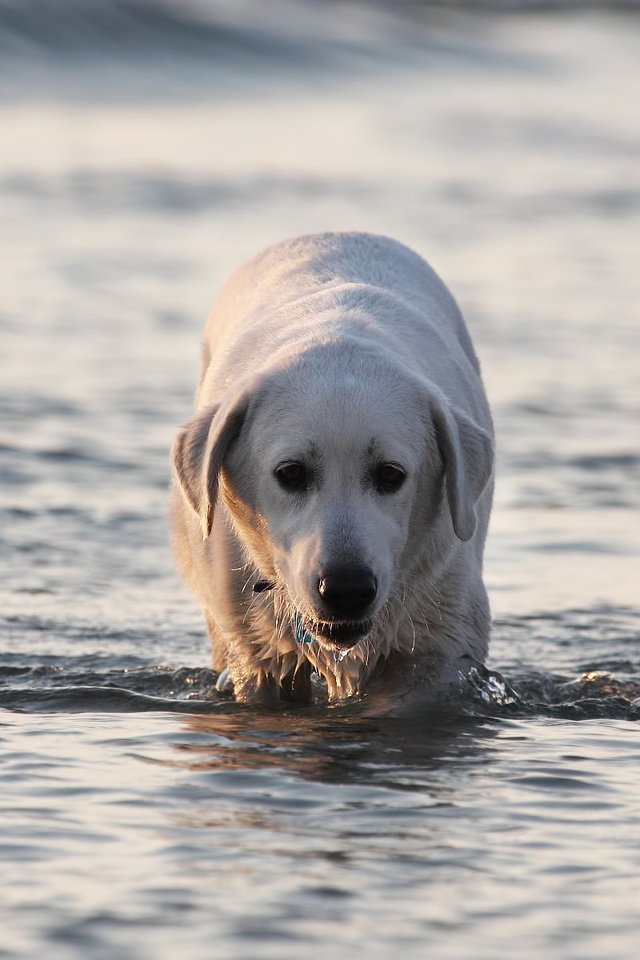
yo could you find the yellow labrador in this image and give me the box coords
[171,233,494,704]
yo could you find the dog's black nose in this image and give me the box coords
[317,565,377,618]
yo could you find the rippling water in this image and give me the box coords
[1,2,639,958]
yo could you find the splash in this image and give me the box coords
[465,662,520,707]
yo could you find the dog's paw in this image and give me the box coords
[215,667,234,694]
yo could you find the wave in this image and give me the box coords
[1,658,638,719]
[0,0,321,61]
[2,1,636,69]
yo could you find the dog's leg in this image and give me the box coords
[231,668,282,705]
[220,654,313,706]
[206,613,228,673]
[280,661,313,704]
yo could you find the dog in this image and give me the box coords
[171,232,494,704]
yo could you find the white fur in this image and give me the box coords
[171,232,494,704]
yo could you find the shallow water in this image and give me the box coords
[1,2,639,958]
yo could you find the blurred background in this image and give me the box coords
[1,0,638,638]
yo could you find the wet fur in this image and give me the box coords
[171,232,494,704]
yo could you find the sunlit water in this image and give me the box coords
[1,2,639,958]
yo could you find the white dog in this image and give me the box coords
[171,232,494,704]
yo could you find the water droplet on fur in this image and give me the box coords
[335,648,350,663]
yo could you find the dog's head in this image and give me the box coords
[173,344,493,651]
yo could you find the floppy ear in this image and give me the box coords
[172,385,252,540]
[432,398,494,542]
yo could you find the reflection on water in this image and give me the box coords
[170,709,500,788]
[3,706,639,960]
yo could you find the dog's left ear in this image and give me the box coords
[172,381,254,540]
[432,398,494,542]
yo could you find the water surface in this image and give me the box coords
[1,2,639,958]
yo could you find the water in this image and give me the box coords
[1,2,639,957]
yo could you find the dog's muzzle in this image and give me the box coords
[316,565,377,620]
[252,578,373,650]
[295,615,373,649]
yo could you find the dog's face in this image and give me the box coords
[231,361,439,648]
[173,346,493,653]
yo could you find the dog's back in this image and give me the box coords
[199,232,481,412]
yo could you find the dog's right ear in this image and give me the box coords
[172,384,253,540]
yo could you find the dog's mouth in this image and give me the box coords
[297,617,373,649]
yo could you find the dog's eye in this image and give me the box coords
[374,462,407,494]
[274,461,308,492]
